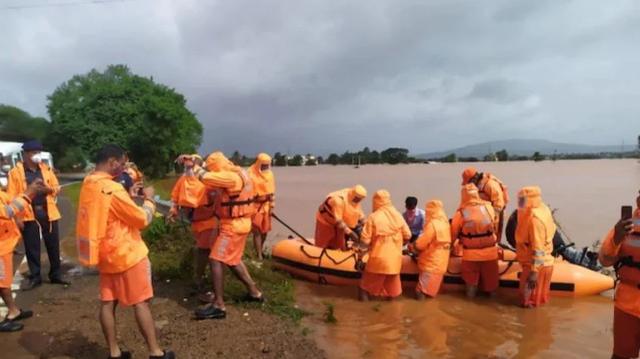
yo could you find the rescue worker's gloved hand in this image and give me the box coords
[348,230,360,242]
[614,218,634,245]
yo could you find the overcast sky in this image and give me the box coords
[1,0,639,155]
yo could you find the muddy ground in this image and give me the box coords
[4,274,324,359]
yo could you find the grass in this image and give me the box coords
[143,217,307,322]
[61,182,82,211]
[323,302,337,324]
[148,176,178,201]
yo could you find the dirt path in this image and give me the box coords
[4,276,323,358]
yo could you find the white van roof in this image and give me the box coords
[0,141,23,156]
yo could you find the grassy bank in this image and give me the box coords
[143,217,305,322]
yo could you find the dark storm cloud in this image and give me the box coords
[1,0,639,155]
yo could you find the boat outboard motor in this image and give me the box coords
[504,211,602,271]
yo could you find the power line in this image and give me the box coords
[0,0,137,10]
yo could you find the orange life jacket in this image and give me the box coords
[173,174,207,208]
[479,173,510,205]
[615,228,640,287]
[317,189,362,228]
[459,204,496,249]
[214,170,256,219]
[76,174,120,267]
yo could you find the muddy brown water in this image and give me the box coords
[266,159,640,359]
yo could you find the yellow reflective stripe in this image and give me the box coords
[534,250,546,256]
[534,259,545,265]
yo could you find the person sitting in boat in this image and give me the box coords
[358,190,411,301]
[408,199,451,299]
[515,186,556,308]
[598,190,640,359]
[403,196,425,242]
[451,184,499,299]
[315,185,367,250]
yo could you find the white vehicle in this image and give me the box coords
[0,141,55,188]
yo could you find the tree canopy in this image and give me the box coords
[0,104,50,142]
[46,64,202,177]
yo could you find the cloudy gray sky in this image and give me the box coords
[1,0,639,155]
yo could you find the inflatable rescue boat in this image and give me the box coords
[272,238,614,297]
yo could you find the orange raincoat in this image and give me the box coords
[515,186,556,307]
[76,172,155,273]
[7,162,61,221]
[249,153,276,234]
[196,152,255,266]
[359,190,411,298]
[0,190,30,288]
[315,185,366,250]
[413,200,451,297]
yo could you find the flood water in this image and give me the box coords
[266,159,640,359]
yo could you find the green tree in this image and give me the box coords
[230,150,242,165]
[496,149,509,162]
[380,147,409,164]
[532,151,545,162]
[305,155,317,166]
[369,150,381,164]
[0,104,50,142]
[442,153,457,163]
[327,153,340,165]
[273,152,287,166]
[288,154,304,166]
[46,65,202,178]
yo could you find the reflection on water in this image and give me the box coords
[266,160,636,359]
[295,282,612,359]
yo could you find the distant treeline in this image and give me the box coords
[430,149,640,163]
[227,147,640,168]
[227,147,422,167]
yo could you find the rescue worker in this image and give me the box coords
[0,175,47,332]
[514,187,556,308]
[599,190,640,359]
[358,190,411,301]
[403,196,425,242]
[181,152,263,320]
[451,183,499,298]
[7,140,69,290]
[315,185,367,250]
[249,153,276,260]
[76,144,174,359]
[168,154,217,302]
[461,167,508,243]
[408,200,451,299]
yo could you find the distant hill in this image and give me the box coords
[417,139,636,159]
